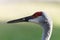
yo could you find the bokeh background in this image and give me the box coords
[0,0,60,40]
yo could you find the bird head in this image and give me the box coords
[7,11,47,24]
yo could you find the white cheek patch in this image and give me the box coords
[28,16,41,23]
[29,19,39,23]
[28,16,47,24]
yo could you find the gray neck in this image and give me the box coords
[41,22,52,40]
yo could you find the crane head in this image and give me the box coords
[7,11,47,24]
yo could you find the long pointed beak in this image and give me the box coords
[7,16,33,23]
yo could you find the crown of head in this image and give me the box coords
[32,11,43,18]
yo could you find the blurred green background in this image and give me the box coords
[0,2,60,40]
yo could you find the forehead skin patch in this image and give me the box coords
[32,11,43,18]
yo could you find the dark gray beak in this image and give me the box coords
[7,16,33,23]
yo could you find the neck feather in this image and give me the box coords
[41,22,52,40]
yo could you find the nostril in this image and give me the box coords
[22,18,25,20]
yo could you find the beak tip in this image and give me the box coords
[7,21,12,24]
[7,21,15,23]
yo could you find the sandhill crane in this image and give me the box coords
[7,11,53,40]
